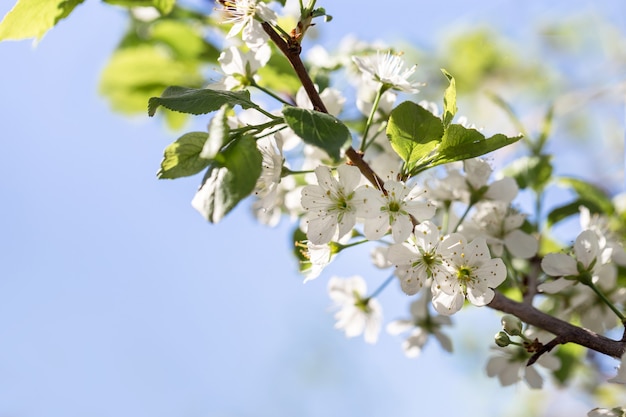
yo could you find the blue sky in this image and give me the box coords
[0,1,624,416]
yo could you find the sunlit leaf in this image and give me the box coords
[0,0,84,41]
[191,136,262,223]
[157,132,209,179]
[102,0,175,15]
[386,101,443,170]
[441,68,457,128]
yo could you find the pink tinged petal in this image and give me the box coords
[537,277,575,293]
[524,365,543,389]
[541,253,578,276]
[504,229,538,259]
[485,177,519,203]
[575,230,599,268]
[432,288,465,315]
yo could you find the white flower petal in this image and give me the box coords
[504,229,538,259]
[541,253,578,276]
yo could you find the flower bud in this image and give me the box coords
[501,314,523,336]
[494,331,511,347]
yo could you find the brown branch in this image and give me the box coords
[527,336,563,366]
[261,22,387,195]
[489,292,626,359]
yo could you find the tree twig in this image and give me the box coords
[261,22,387,194]
[489,292,626,359]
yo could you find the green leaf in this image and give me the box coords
[157,132,210,179]
[431,124,522,167]
[0,0,84,41]
[200,105,230,161]
[192,136,262,223]
[102,0,175,14]
[257,53,302,95]
[282,107,351,161]
[441,69,457,128]
[502,154,553,191]
[150,19,218,60]
[546,200,605,227]
[148,86,255,117]
[558,177,614,215]
[386,101,444,170]
[99,45,204,115]
[292,227,311,273]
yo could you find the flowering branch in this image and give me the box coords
[488,292,626,360]
[261,21,387,194]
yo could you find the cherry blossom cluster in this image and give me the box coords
[199,1,626,413]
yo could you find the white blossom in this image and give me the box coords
[486,345,561,388]
[216,44,271,90]
[301,165,374,245]
[215,0,276,50]
[432,237,506,315]
[386,221,457,295]
[463,158,519,204]
[386,295,453,358]
[352,50,422,93]
[328,276,382,344]
[462,201,538,258]
[361,181,435,243]
[588,407,626,417]
[580,205,626,266]
[539,230,615,293]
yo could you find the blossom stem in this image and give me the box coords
[360,84,387,152]
[585,281,626,323]
[453,203,474,233]
[281,167,314,176]
[369,273,396,299]
[251,80,292,106]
